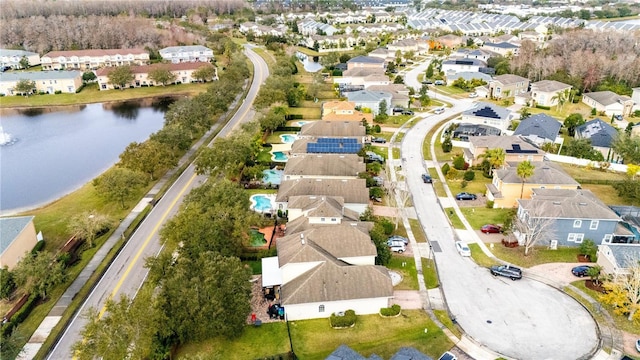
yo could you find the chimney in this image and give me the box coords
[300,233,305,245]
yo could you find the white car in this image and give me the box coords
[433,107,445,115]
[390,243,406,253]
[455,241,471,257]
[469,92,478,98]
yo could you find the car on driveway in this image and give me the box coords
[422,79,433,85]
[481,224,502,234]
[434,80,445,85]
[402,109,414,115]
[490,264,523,280]
[433,107,445,114]
[422,173,432,183]
[456,192,477,200]
[389,243,406,253]
[438,352,457,360]
[388,235,409,245]
[371,137,386,143]
[455,241,471,257]
[571,265,594,277]
[614,114,623,121]
[469,92,478,98]
[636,338,640,352]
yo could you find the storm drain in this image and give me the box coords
[430,241,442,252]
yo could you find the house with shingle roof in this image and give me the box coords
[461,102,513,131]
[530,80,573,107]
[276,178,369,214]
[597,244,640,276]
[286,195,361,222]
[345,90,393,116]
[465,135,545,166]
[366,84,410,108]
[487,161,580,208]
[159,45,213,63]
[575,119,620,162]
[321,101,374,123]
[488,74,529,99]
[582,91,635,117]
[41,48,149,70]
[0,49,41,69]
[513,113,563,147]
[482,41,520,56]
[0,216,38,270]
[283,154,365,181]
[0,71,83,96]
[95,62,216,90]
[441,58,487,74]
[299,121,366,138]
[346,56,386,70]
[516,189,634,247]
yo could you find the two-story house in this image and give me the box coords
[482,41,520,57]
[460,102,512,131]
[574,119,620,162]
[41,48,149,70]
[0,49,41,69]
[582,91,635,117]
[345,90,393,116]
[513,114,563,147]
[321,101,373,123]
[464,135,545,167]
[95,62,216,90]
[529,80,573,107]
[298,120,366,138]
[346,55,386,71]
[275,178,369,214]
[159,45,214,63]
[597,244,640,276]
[488,74,530,99]
[441,58,487,74]
[0,71,83,95]
[283,154,365,181]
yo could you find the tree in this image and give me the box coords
[72,288,165,360]
[259,106,287,134]
[479,148,506,174]
[192,64,217,82]
[600,254,640,322]
[375,101,388,122]
[93,167,148,208]
[563,113,585,137]
[148,66,177,86]
[612,133,640,165]
[564,138,604,161]
[82,71,97,82]
[107,65,135,89]
[393,75,404,84]
[369,222,392,266]
[195,130,258,178]
[0,330,26,360]
[441,136,452,152]
[118,140,178,180]
[15,79,36,95]
[13,251,66,300]
[586,265,602,285]
[0,267,15,299]
[425,63,434,79]
[19,56,29,69]
[512,201,558,256]
[551,89,570,112]
[516,161,535,199]
[68,211,111,248]
[520,106,531,120]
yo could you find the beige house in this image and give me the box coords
[464,135,545,167]
[321,101,373,123]
[597,244,640,276]
[582,91,635,117]
[299,121,366,138]
[488,74,530,99]
[0,71,83,96]
[0,216,38,270]
[41,48,149,70]
[346,55,385,70]
[95,62,216,90]
[275,178,369,214]
[530,80,573,107]
[486,161,580,208]
[283,154,365,181]
[0,49,41,69]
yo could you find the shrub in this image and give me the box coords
[445,168,458,180]
[579,239,597,261]
[0,268,15,299]
[441,163,450,175]
[441,136,452,152]
[452,155,465,170]
[380,304,401,317]
[31,240,45,254]
[460,180,468,188]
[374,124,381,133]
[379,218,395,235]
[463,170,475,181]
[535,105,551,110]
[330,310,357,328]
[54,90,62,94]
[591,108,597,116]
[485,200,494,208]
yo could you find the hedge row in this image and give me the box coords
[330,309,356,328]
[380,304,401,317]
[1,294,39,338]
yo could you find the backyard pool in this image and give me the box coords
[296,121,310,126]
[272,151,288,162]
[250,194,276,213]
[262,169,283,185]
[280,134,297,143]
[249,228,267,247]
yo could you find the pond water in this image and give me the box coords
[0,98,172,213]
[295,52,323,73]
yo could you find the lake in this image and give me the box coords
[0,98,172,214]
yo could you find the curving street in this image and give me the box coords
[400,59,599,359]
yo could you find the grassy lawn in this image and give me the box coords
[433,85,467,96]
[580,184,639,206]
[409,219,427,243]
[469,243,500,267]
[459,207,513,231]
[296,46,322,57]
[289,310,454,360]
[433,309,462,338]
[0,83,208,108]
[388,255,419,291]
[446,173,491,197]
[252,47,277,69]
[528,101,593,120]
[176,322,290,359]
[287,106,321,119]
[266,130,297,144]
[244,188,278,196]
[257,148,274,163]
[489,245,581,268]
[444,208,464,229]
[392,148,401,160]
[392,222,408,239]
[376,114,413,128]
[570,281,640,335]
[422,258,439,289]
[556,163,629,182]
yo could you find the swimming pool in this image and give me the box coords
[250,194,275,212]
[262,169,283,185]
[272,151,288,162]
[296,121,309,126]
[280,134,297,143]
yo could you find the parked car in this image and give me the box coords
[614,114,623,121]
[365,151,384,163]
[422,173,433,183]
[469,92,478,98]
[490,264,523,280]
[402,109,414,115]
[571,265,594,277]
[392,107,404,114]
[456,192,477,201]
[433,107,445,115]
[422,79,433,85]
[455,241,471,257]
[434,80,445,85]
[388,235,409,245]
[481,224,502,234]
[390,243,406,253]
[371,137,386,143]
[438,351,457,360]
[636,338,640,352]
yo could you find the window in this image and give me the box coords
[602,234,612,243]
[321,218,326,222]
[590,220,599,230]
[573,220,582,228]
[568,233,584,243]
[319,305,325,312]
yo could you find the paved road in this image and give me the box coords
[401,60,599,359]
[46,45,269,360]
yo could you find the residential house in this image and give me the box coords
[488,74,530,99]
[283,154,365,181]
[321,100,373,123]
[460,102,513,131]
[368,47,392,61]
[597,244,640,276]
[513,114,563,147]
[159,45,213,63]
[346,56,386,71]
[0,216,38,270]
[609,205,640,242]
[464,135,545,167]
[582,91,635,117]
[290,137,363,155]
[451,48,495,63]
[441,58,487,74]
[335,67,385,88]
[445,71,492,86]
[275,178,369,214]
[41,48,149,70]
[487,162,580,208]
[436,34,464,48]
[515,188,634,247]
[574,119,620,162]
[0,49,41,69]
[482,42,520,57]
[285,196,363,226]
[518,31,546,43]
[530,80,573,107]
[0,71,83,96]
[345,90,393,116]
[299,121,366,138]
[95,62,216,90]
[298,20,338,36]
[632,88,640,112]
[366,84,410,108]
[387,39,421,55]
[452,123,502,139]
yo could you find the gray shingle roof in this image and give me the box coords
[300,121,366,137]
[0,49,38,57]
[583,91,630,106]
[462,101,511,121]
[470,135,542,155]
[284,154,365,177]
[347,55,385,64]
[496,161,579,186]
[492,74,528,86]
[575,119,619,148]
[276,178,369,204]
[0,216,35,255]
[326,345,367,360]
[346,90,392,104]
[531,80,572,93]
[513,114,562,141]
[519,188,619,220]
[390,348,434,360]
[606,244,640,269]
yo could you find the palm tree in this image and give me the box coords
[551,89,570,112]
[517,161,535,199]
[480,148,506,173]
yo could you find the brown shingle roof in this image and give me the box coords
[495,161,580,186]
[95,62,209,76]
[283,154,365,177]
[519,188,620,220]
[300,121,366,137]
[276,178,369,204]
